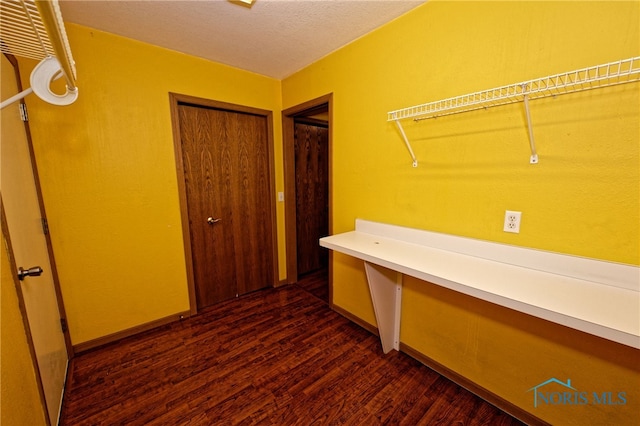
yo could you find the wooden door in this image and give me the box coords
[176,101,274,309]
[294,120,329,276]
[1,54,70,425]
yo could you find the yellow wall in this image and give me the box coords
[11,1,639,424]
[1,233,47,426]
[282,1,639,425]
[19,24,285,345]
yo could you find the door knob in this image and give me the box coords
[18,266,43,281]
[207,217,222,225]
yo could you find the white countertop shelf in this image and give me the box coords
[320,220,639,352]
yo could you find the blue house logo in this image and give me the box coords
[528,378,627,408]
[528,378,577,408]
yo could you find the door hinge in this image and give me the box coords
[41,218,49,235]
[19,103,28,122]
[60,318,68,333]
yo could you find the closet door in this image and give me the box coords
[177,102,274,309]
[1,54,70,425]
[294,121,329,276]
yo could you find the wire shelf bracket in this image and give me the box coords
[388,57,640,167]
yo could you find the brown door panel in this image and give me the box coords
[178,103,273,309]
[295,122,329,276]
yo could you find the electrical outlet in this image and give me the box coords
[503,210,521,233]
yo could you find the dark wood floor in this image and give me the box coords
[296,268,329,304]
[61,280,525,425]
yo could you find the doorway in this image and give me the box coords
[294,117,329,276]
[282,94,332,304]
[170,93,278,312]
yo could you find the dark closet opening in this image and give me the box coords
[283,97,331,304]
[294,114,329,277]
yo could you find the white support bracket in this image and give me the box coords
[364,262,402,354]
[394,119,418,167]
[522,90,539,164]
[0,87,34,110]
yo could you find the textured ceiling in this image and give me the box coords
[59,0,426,79]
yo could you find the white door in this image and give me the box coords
[1,54,69,425]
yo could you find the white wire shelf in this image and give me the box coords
[388,57,640,167]
[0,0,78,108]
[1,0,54,60]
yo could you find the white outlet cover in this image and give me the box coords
[504,210,522,233]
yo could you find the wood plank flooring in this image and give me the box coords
[295,268,329,304]
[61,282,525,425]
